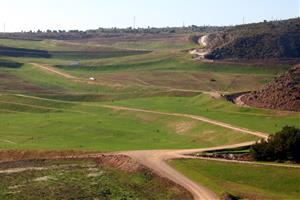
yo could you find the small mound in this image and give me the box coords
[242,65,300,111]
[94,154,146,173]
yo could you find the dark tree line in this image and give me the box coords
[251,126,300,163]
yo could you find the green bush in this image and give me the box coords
[251,126,300,162]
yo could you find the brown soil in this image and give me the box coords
[0,150,93,163]
[0,72,54,94]
[93,154,146,173]
[242,65,300,111]
[173,121,195,135]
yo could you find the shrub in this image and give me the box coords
[251,126,300,162]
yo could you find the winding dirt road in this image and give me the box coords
[8,94,271,199]
[122,142,254,200]
[100,105,268,199]
[189,35,210,60]
[199,35,208,47]
[102,105,269,139]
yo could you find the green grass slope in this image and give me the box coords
[109,95,300,134]
[0,95,256,151]
[170,159,300,199]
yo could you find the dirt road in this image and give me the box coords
[99,105,268,199]
[102,105,269,139]
[30,63,111,87]
[8,94,271,199]
[199,35,208,47]
[189,35,212,62]
[123,139,300,200]
[12,94,267,139]
[99,104,275,199]
[123,142,254,200]
[31,63,78,79]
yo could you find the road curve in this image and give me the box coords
[102,105,268,200]
[102,105,269,139]
[122,142,255,200]
[100,105,269,199]
[8,94,270,199]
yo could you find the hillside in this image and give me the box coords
[241,64,300,111]
[206,18,300,60]
[0,17,299,200]
[0,26,224,41]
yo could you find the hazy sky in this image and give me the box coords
[0,0,299,32]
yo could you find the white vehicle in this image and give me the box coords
[89,77,96,81]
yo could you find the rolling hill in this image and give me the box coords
[206,18,300,60]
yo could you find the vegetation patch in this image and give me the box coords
[252,126,300,163]
[0,59,23,69]
[0,158,191,200]
[206,18,300,60]
[0,46,51,58]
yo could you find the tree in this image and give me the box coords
[251,126,300,162]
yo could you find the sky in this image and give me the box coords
[0,0,299,32]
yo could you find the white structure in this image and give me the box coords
[89,77,96,81]
[71,61,80,66]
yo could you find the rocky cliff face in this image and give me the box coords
[242,65,300,111]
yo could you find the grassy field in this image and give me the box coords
[109,95,300,134]
[53,64,277,93]
[1,58,286,96]
[0,38,298,151]
[0,38,142,52]
[0,38,298,150]
[0,35,299,199]
[0,94,256,151]
[169,159,300,199]
[0,159,191,200]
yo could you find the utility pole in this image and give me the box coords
[3,23,5,33]
[133,16,136,29]
[243,17,245,24]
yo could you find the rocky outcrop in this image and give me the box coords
[242,65,300,111]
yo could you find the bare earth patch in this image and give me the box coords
[33,175,56,182]
[173,121,195,135]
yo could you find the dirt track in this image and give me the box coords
[30,63,111,87]
[189,35,210,61]
[7,94,271,199]
[199,35,208,47]
[31,63,78,79]
[100,105,269,199]
[102,105,269,139]
[30,63,223,95]
[122,142,254,200]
